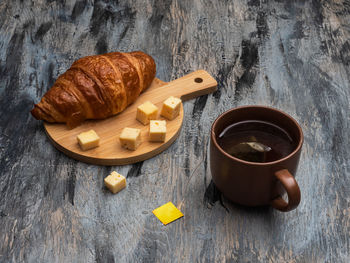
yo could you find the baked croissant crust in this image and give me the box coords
[31,51,156,128]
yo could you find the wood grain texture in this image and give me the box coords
[44,70,217,165]
[0,0,349,262]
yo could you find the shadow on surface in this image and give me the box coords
[204,180,274,215]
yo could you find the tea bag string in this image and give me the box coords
[177,136,209,210]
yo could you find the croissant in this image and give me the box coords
[31,51,156,128]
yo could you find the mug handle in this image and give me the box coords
[271,169,301,212]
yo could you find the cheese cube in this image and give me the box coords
[119,127,141,150]
[104,171,126,194]
[136,101,158,125]
[160,96,182,120]
[77,129,100,151]
[149,120,166,142]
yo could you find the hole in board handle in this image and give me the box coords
[194,77,203,83]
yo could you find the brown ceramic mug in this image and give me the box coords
[210,106,303,212]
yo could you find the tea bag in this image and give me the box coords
[228,140,271,163]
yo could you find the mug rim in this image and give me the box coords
[211,105,304,166]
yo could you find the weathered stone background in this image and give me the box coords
[0,0,349,262]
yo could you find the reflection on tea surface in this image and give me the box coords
[217,120,296,163]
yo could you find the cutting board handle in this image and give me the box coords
[154,70,218,101]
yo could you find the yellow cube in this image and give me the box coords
[77,129,100,151]
[119,127,141,150]
[149,120,166,142]
[104,171,126,194]
[136,101,158,125]
[160,96,182,120]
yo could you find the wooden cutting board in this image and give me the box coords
[44,70,217,165]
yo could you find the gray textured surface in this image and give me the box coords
[1,0,350,262]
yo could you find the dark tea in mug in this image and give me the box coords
[217,120,298,163]
[210,106,303,211]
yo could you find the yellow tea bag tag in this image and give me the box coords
[152,202,184,225]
